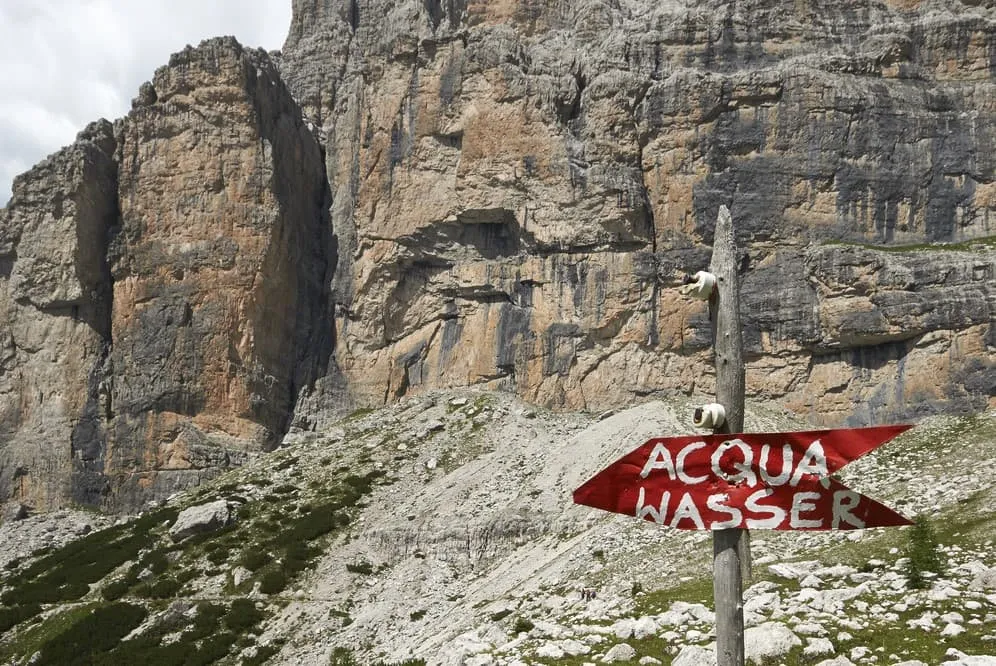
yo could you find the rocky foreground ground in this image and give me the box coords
[1,391,994,665]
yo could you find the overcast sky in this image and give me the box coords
[0,0,292,206]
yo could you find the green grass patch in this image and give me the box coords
[224,599,264,632]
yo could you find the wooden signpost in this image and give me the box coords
[572,206,913,666]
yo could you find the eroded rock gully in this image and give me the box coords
[2,1,996,513]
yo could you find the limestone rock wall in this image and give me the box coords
[280,0,996,422]
[105,38,336,509]
[0,121,117,511]
[0,38,336,513]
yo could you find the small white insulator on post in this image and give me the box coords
[693,403,726,429]
[679,271,717,300]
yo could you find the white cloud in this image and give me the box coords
[0,0,292,206]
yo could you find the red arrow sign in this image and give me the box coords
[573,426,912,530]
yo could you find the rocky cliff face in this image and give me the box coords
[2,1,996,514]
[0,38,336,512]
[280,0,996,422]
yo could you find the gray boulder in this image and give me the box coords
[169,500,232,542]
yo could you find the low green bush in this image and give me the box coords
[241,548,272,571]
[33,602,147,665]
[224,599,265,632]
[100,578,134,601]
[512,617,534,634]
[0,603,41,634]
[182,603,225,641]
[259,568,287,594]
[346,561,374,575]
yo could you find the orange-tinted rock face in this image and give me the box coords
[100,38,335,510]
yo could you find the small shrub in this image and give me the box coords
[512,617,534,634]
[136,576,182,599]
[409,609,426,621]
[225,598,265,632]
[905,514,944,589]
[489,609,512,622]
[142,550,170,575]
[206,548,230,565]
[273,457,297,471]
[183,603,225,641]
[329,646,359,665]
[241,548,272,572]
[259,568,288,594]
[631,581,644,596]
[100,578,134,601]
[189,631,236,665]
[346,561,374,575]
[0,603,41,633]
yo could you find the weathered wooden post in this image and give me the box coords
[706,204,747,666]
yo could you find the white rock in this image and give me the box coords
[744,591,780,614]
[639,657,662,665]
[804,637,836,657]
[817,565,858,579]
[632,616,658,640]
[601,643,636,663]
[610,618,635,639]
[657,609,687,626]
[535,644,565,659]
[744,581,779,599]
[907,610,937,630]
[815,658,856,666]
[744,622,801,664]
[929,584,959,602]
[465,655,495,666]
[971,569,996,591]
[559,639,590,656]
[769,561,820,580]
[892,661,928,666]
[672,645,716,666]
[231,566,252,587]
[795,622,827,636]
[944,648,996,665]
[941,612,966,624]
[940,623,966,637]
[850,646,871,660]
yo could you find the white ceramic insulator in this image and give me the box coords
[693,403,727,429]
[680,271,717,300]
